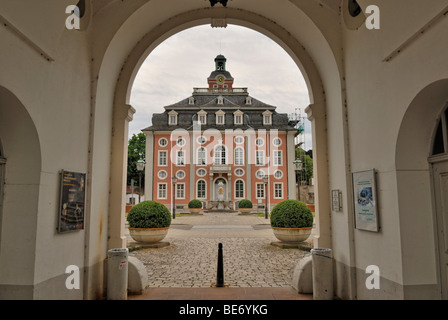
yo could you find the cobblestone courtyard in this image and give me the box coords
[127,212,313,288]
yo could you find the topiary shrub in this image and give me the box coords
[188,199,203,209]
[127,201,171,229]
[270,200,313,228]
[238,199,253,209]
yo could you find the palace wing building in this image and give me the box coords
[143,55,300,212]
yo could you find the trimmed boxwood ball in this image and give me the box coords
[127,201,171,229]
[188,199,203,208]
[270,200,313,228]
[238,199,253,208]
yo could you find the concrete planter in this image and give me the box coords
[129,227,169,244]
[238,208,253,214]
[272,227,312,243]
[188,208,202,214]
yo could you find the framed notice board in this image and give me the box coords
[352,169,380,232]
[57,170,86,233]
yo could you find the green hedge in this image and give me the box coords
[188,199,203,208]
[127,201,171,228]
[270,200,313,228]
[238,199,253,208]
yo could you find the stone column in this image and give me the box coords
[108,103,135,250]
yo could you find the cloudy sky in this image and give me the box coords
[129,24,312,150]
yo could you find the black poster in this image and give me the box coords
[58,170,86,233]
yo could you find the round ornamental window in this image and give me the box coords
[158,170,167,180]
[159,138,168,147]
[272,138,282,146]
[235,168,244,177]
[176,170,186,180]
[197,168,207,177]
[234,136,244,144]
[255,138,264,147]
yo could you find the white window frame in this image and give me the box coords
[273,169,283,179]
[274,183,283,199]
[158,170,167,180]
[176,170,186,180]
[177,150,185,166]
[234,147,244,166]
[214,145,227,165]
[272,137,282,147]
[262,110,272,125]
[256,150,265,166]
[197,168,207,177]
[158,138,168,147]
[197,147,207,166]
[246,97,252,105]
[256,169,266,180]
[256,183,266,199]
[158,150,168,167]
[234,136,244,145]
[168,110,178,126]
[157,183,167,199]
[197,136,207,145]
[197,179,207,199]
[189,97,195,105]
[176,183,185,199]
[216,110,225,125]
[234,168,245,177]
[197,110,207,125]
[235,179,245,199]
[217,96,224,105]
[273,150,283,166]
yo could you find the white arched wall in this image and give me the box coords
[395,79,448,299]
[90,0,353,299]
[0,86,42,299]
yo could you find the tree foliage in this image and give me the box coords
[127,133,146,188]
[295,147,313,185]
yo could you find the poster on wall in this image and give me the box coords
[352,169,380,232]
[57,170,86,233]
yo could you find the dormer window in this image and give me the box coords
[189,97,195,105]
[216,110,225,125]
[234,110,244,125]
[217,96,224,105]
[168,110,178,126]
[245,97,252,105]
[197,110,207,125]
[262,110,272,125]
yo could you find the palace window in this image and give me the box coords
[262,110,272,125]
[197,147,207,165]
[272,137,282,147]
[177,150,185,166]
[256,183,266,199]
[273,150,283,166]
[256,150,265,166]
[235,180,244,199]
[217,96,224,105]
[168,110,178,125]
[214,145,227,165]
[197,180,206,199]
[158,170,167,180]
[158,151,168,166]
[176,183,185,199]
[197,168,207,177]
[273,170,283,179]
[234,110,244,125]
[198,110,207,125]
[274,183,283,199]
[176,170,185,180]
[157,183,167,199]
[235,147,244,166]
[246,97,252,105]
[234,168,244,177]
[158,138,168,147]
[216,110,225,125]
[256,170,266,179]
[189,97,195,105]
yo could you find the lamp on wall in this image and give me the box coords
[136,159,145,203]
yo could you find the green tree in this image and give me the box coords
[295,147,313,185]
[127,133,146,189]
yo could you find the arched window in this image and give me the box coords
[197,147,207,165]
[197,180,206,199]
[214,145,227,165]
[235,180,244,199]
[234,147,244,166]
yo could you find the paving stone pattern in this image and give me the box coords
[128,212,313,288]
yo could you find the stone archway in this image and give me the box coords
[100,6,337,254]
[0,86,42,299]
[395,79,448,299]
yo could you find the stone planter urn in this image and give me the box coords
[272,227,312,243]
[239,208,252,214]
[129,227,169,244]
[189,207,202,214]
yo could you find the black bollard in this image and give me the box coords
[216,243,224,287]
